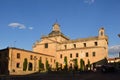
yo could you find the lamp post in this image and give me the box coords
[118,34,120,38]
[118,34,120,57]
[13,41,16,47]
[34,56,37,71]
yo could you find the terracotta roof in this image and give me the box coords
[0,47,55,57]
[108,57,120,61]
[61,35,108,43]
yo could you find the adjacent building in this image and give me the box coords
[108,57,120,70]
[0,22,108,75]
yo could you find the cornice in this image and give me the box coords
[57,46,107,52]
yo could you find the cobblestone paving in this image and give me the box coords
[0,71,120,80]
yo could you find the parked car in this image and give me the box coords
[101,65,115,73]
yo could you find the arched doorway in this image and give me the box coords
[28,62,33,71]
[69,63,73,70]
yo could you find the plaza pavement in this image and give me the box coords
[0,71,120,80]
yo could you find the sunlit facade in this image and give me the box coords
[0,47,55,75]
[0,23,108,75]
[33,23,108,69]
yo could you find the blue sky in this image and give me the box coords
[0,0,120,57]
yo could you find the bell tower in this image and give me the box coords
[99,27,105,37]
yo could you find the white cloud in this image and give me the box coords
[8,23,26,29]
[109,45,120,57]
[84,0,95,4]
[28,27,33,30]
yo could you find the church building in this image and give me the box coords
[0,22,108,75]
[33,23,108,70]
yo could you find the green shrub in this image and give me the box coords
[23,58,28,71]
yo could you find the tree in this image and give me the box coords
[23,58,28,71]
[87,59,91,70]
[64,56,68,70]
[56,62,59,71]
[46,59,49,71]
[73,59,78,71]
[80,59,85,71]
[39,58,44,71]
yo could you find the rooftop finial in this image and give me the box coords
[52,23,60,32]
[55,19,58,23]
[52,20,60,32]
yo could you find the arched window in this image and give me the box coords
[101,31,103,36]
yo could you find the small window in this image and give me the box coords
[70,54,72,58]
[16,63,20,68]
[86,52,89,57]
[34,56,37,60]
[101,31,103,36]
[54,60,56,63]
[94,42,98,46]
[39,57,42,60]
[70,63,72,68]
[17,53,20,59]
[76,53,78,57]
[51,58,52,62]
[84,43,86,47]
[60,64,62,68]
[93,52,96,57]
[60,54,62,58]
[73,44,76,48]
[45,43,48,48]
[30,55,33,60]
[64,45,67,49]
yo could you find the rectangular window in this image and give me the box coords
[30,55,33,60]
[60,64,62,68]
[64,45,67,49]
[84,43,86,47]
[94,42,98,46]
[70,54,72,58]
[17,53,20,59]
[86,52,89,57]
[16,63,20,68]
[60,54,62,58]
[46,58,48,61]
[51,58,52,62]
[93,52,96,57]
[45,43,48,48]
[73,44,76,48]
[39,57,42,60]
[76,53,78,57]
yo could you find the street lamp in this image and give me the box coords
[118,34,120,38]
[34,56,37,71]
[118,34,120,57]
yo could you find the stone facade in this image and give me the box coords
[0,23,108,75]
[33,23,108,69]
[0,47,55,75]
